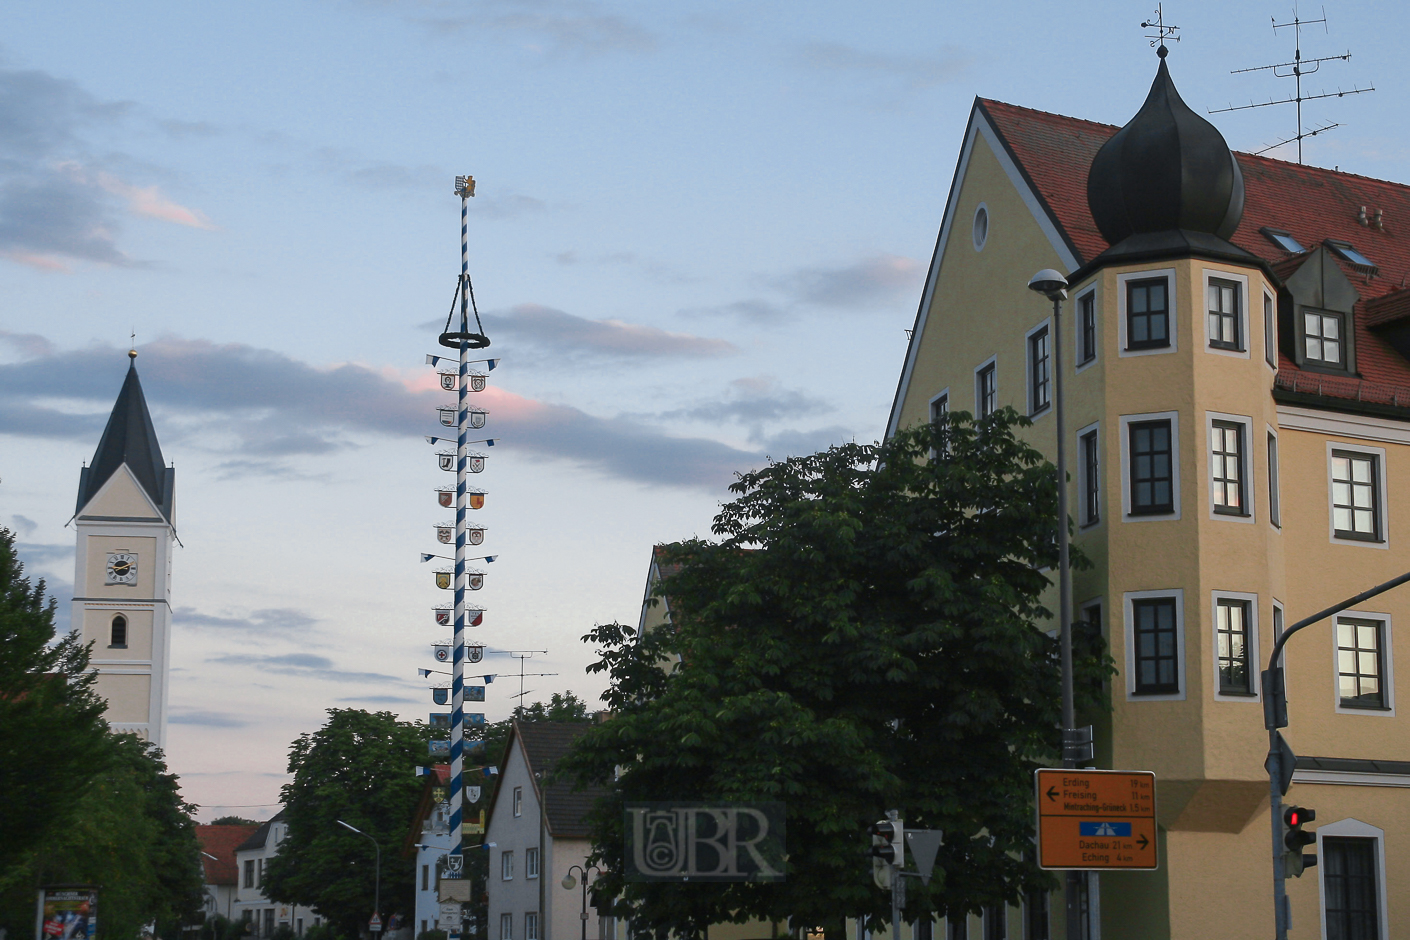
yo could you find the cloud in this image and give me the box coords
[0,67,213,267]
[157,119,219,139]
[0,330,56,358]
[14,542,73,566]
[771,254,924,309]
[751,425,857,456]
[8,515,38,537]
[169,710,250,728]
[337,694,421,705]
[0,337,764,490]
[208,651,408,685]
[679,299,793,326]
[794,42,971,93]
[655,376,833,425]
[479,304,738,359]
[176,607,319,633]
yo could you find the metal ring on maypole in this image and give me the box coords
[438,330,491,350]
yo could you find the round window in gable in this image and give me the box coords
[972,203,989,251]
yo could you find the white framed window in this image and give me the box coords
[1117,269,1177,357]
[930,389,950,457]
[974,357,997,418]
[525,913,539,940]
[1077,422,1100,527]
[525,847,539,879]
[972,203,989,252]
[1333,612,1395,716]
[500,913,513,940]
[1203,269,1249,356]
[1264,290,1277,368]
[1327,442,1388,547]
[1304,309,1348,368]
[1026,319,1051,417]
[982,904,1007,940]
[1123,589,1186,701]
[1267,428,1281,528]
[501,850,514,881]
[513,786,523,817]
[1317,819,1388,940]
[1119,411,1181,521]
[1211,591,1260,701]
[1206,412,1254,522]
[1272,600,1285,668]
[1075,285,1098,370]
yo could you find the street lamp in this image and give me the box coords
[338,820,382,938]
[560,865,602,940]
[1027,268,1084,940]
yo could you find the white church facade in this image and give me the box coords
[71,350,176,747]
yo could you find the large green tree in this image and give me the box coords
[0,528,205,939]
[559,411,1110,938]
[262,709,433,938]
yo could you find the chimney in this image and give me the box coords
[1358,205,1369,226]
[1375,208,1384,231]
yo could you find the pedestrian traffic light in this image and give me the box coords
[1283,806,1317,877]
[868,817,904,888]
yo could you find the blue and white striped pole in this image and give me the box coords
[449,175,473,868]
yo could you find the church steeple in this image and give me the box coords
[77,351,174,523]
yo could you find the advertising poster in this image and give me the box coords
[40,888,98,940]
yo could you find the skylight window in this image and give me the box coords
[1260,227,1305,253]
[1326,240,1377,270]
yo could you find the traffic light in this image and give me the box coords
[868,818,904,889]
[1283,806,1317,877]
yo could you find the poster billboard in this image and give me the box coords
[38,887,98,940]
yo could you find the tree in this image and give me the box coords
[262,709,432,938]
[0,527,110,871]
[559,412,1110,938]
[210,816,259,826]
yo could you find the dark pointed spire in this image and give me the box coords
[76,352,174,521]
[1087,52,1245,246]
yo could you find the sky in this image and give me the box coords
[2,0,1405,821]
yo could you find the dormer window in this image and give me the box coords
[1260,227,1305,254]
[1303,310,1346,367]
[1326,240,1377,271]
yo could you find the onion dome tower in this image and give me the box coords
[1086,46,1252,264]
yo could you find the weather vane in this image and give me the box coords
[1211,4,1374,163]
[1142,5,1180,54]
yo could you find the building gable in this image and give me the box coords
[80,463,165,521]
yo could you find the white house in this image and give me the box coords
[485,722,607,940]
[233,811,322,938]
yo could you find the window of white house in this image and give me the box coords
[1208,278,1242,350]
[1264,293,1277,367]
[525,913,539,940]
[501,850,514,881]
[422,865,429,891]
[1304,310,1346,367]
[982,905,1006,940]
[1079,425,1100,526]
[1078,290,1097,366]
[513,787,523,817]
[526,847,539,879]
[1337,618,1390,711]
[1028,324,1050,416]
[500,913,513,940]
[1268,431,1281,527]
[1125,590,1185,700]
[1215,596,1255,697]
[975,361,997,418]
[1210,421,1246,515]
[1330,448,1385,543]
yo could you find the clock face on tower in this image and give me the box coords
[106,552,138,586]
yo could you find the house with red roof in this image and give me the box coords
[887,43,1409,940]
[197,823,260,922]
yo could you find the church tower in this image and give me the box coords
[72,350,176,748]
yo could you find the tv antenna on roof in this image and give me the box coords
[1211,4,1374,164]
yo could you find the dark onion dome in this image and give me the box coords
[1087,49,1245,245]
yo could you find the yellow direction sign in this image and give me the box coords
[1035,768,1158,870]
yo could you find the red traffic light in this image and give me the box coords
[1284,806,1316,828]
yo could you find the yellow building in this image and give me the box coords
[886,51,1410,939]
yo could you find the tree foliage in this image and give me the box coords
[0,528,205,940]
[262,709,432,938]
[559,412,1110,938]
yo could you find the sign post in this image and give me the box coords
[1035,769,1158,870]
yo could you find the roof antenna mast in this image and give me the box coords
[1211,4,1374,164]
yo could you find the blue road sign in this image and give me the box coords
[1079,821,1132,837]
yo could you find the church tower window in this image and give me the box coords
[110,614,128,648]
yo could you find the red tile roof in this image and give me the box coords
[979,98,1410,409]
[196,824,260,886]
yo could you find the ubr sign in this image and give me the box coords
[624,802,785,882]
[1035,768,1157,870]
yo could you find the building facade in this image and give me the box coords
[887,48,1410,939]
[233,812,322,938]
[70,351,176,747]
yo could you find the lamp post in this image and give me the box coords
[338,820,381,938]
[560,865,601,940]
[1027,269,1083,940]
